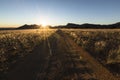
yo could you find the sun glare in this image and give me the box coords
[41,21,48,27]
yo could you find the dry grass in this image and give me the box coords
[63,29,120,76]
[0,29,55,78]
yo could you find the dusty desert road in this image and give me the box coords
[6,29,119,80]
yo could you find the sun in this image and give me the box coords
[38,18,50,28]
[41,21,48,27]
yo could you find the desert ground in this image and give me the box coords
[0,29,120,80]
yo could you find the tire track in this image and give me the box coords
[5,29,119,80]
[59,30,118,80]
[56,30,95,80]
[6,29,54,80]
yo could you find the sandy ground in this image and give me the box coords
[6,29,119,80]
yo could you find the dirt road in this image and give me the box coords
[6,29,119,80]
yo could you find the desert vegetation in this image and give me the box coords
[0,29,55,79]
[0,29,119,80]
[63,29,120,77]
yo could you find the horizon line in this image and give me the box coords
[0,22,120,28]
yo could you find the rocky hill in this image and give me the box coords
[18,24,41,29]
[56,22,120,29]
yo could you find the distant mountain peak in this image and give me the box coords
[18,24,41,29]
[56,22,120,29]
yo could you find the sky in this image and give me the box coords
[0,0,120,27]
